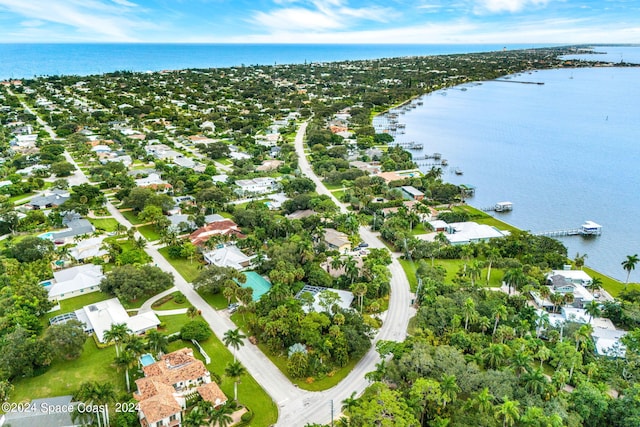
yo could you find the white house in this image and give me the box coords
[75,298,160,343]
[202,245,254,270]
[445,222,508,245]
[45,264,105,301]
[235,177,278,195]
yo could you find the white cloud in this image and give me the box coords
[111,0,137,7]
[474,0,552,14]
[249,0,394,33]
[20,19,45,27]
[0,0,154,41]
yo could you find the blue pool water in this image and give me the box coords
[139,353,155,367]
[38,232,54,240]
[239,272,272,301]
[41,280,52,287]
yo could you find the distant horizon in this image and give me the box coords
[1,1,639,44]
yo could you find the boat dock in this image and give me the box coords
[482,201,513,212]
[534,221,603,238]
[495,79,545,85]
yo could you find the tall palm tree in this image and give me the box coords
[103,323,131,357]
[125,334,146,364]
[503,268,527,295]
[462,297,476,331]
[440,374,459,409]
[495,397,520,427]
[146,330,168,356]
[573,252,587,270]
[350,282,367,313]
[482,343,508,369]
[485,247,501,284]
[510,350,533,378]
[492,305,508,335]
[574,323,594,353]
[535,345,552,369]
[225,360,246,402]
[114,350,137,392]
[223,328,246,362]
[584,300,601,323]
[341,391,358,415]
[622,254,639,285]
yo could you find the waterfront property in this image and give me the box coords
[420,221,508,245]
[401,185,425,201]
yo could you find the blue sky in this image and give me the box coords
[0,0,638,43]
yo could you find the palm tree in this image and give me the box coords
[350,282,367,313]
[503,268,527,295]
[574,252,587,270]
[495,397,520,427]
[535,311,549,338]
[114,350,137,392]
[225,360,246,402]
[522,368,548,396]
[472,387,494,414]
[549,292,564,313]
[535,345,552,369]
[588,277,603,294]
[125,334,146,363]
[223,328,246,362]
[492,305,508,335]
[183,406,207,427]
[187,305,200,318]
[341,391,358,415]
[209,402,235,427]
[146,330,168,356]
[510,350,533,378]
[622,254,639,285]
[584,300,601,323]
[103,323,131,357]
[482,343,508,369]
[462,297,476,331]
[440,374,459,409]
[73,381,116,427]
[485,247,501,284]
[574,323,594,353]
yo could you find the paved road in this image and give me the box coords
[278,121,415,426]
[19,90,414,425]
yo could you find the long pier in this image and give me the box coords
[534,229,584,237]
[495,79,545,85]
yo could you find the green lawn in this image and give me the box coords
[157,313,192,335]
[158,247,203,282]
[453,205,520,233]
[167,336,277,426]
[137,224,161,241]
[411,223,430,236]
[583,266,640,297]
[9,192,34,204]
[120,209,142,225]
[11,339,124,403]
[198,289,229,310]
[231,313,360,392]
[89,217,119,232]
[151,291,193,311]
[398,258,505,292]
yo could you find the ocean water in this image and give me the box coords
[0,43,547,81]
[375,66,640,282]
[561,45,640,64]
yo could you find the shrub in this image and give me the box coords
[173,293,186,304]
[241,410,254,422]
[180,320,212,341]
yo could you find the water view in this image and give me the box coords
[377,65,640,281]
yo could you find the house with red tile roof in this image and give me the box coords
[134,348,227,427]
[189,219,245,246]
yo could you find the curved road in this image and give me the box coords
[21,87,413,426]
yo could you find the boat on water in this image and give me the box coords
[455,168,463,175]
[441,159,448,166]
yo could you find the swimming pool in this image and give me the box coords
[38,232,54,240]
[239,271,272,301]
[139,353,155,367]
[40,280,53,287]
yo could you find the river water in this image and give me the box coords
[375,65,640,282]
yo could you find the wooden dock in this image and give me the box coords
[534,221,602,237]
